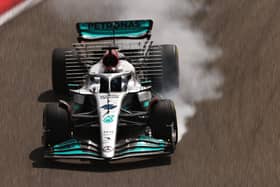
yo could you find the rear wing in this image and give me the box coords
[76,20,153,42]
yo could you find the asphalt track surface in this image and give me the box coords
[1,0,280,186]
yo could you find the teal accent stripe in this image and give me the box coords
[81,30,148,38]
[141,80,152,84]
[143,101,150,108]
[54,139,78,148]
[135,141,165,148]
[53,150,98,156]
[138,136,166,144]
[119,136,167,154]
[68,83,80,87]
[121,147,165,154]
[54,144,82,152]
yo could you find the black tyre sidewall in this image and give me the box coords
[150,100,178,146]
[152,45,179,93]
[52,48,70,96]
[42,104,71,146]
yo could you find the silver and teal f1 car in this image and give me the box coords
[42,20,179,161]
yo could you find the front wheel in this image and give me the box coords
[42,104,71,147]
[149,99,178,152]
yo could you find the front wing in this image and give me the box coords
[44,136,173,161]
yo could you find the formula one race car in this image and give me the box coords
[42,19,179,161]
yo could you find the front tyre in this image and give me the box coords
[42,104,71,147]
[149,100,178,152]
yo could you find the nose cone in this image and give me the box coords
[96,93,126,160]
[100,114,117,159]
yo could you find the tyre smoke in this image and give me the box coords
[116,0,223,141]
[50,0,223,141]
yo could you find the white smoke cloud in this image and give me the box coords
[50,0,223,141]
[116,0,223,140]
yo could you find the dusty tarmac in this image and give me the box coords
[0,0,279,186]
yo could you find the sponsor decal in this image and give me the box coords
[103,136,111,143]
[104,136,111,141]
[104,130,114,135]
[100,95,119,100]
[103,146,113,152]
[103,115,114,124]
[101,104,117,110]
[88,21,141,31]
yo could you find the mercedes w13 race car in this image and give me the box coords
[42,19,179,161]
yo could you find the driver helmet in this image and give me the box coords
[102,49,119,72]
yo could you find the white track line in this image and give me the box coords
[0,0,42,26]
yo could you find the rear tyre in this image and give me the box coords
[152,45,179,93]
[52,48,71,96]
[149,100,178,152]
[42,104,71,147]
